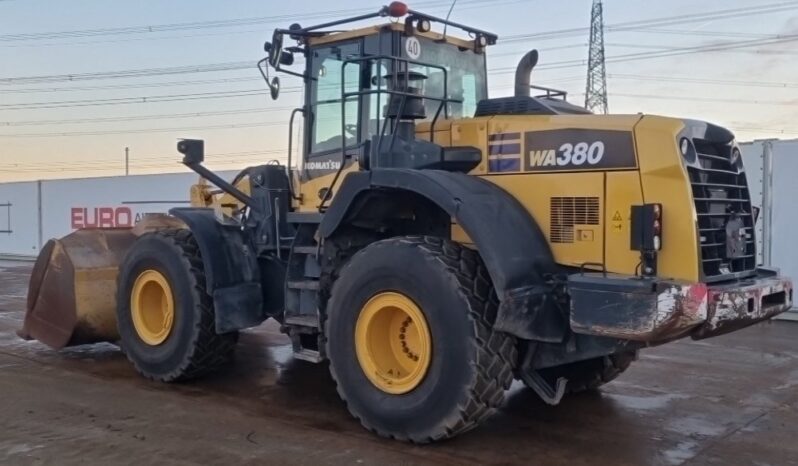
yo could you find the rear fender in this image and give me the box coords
[169,208,265,333]
[319,169,566,342]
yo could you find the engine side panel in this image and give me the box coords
[486,172,605,268]
[448,114,700,282]
[604,171,646,275]
[451,115,641,274]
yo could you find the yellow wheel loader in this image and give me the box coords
[20,2,794,442]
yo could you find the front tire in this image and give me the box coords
[325,236,516,443]
[116,229,237,382]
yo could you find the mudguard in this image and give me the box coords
[169,208,265,333]
[319,169,567,342]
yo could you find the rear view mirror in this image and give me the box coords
[269,76,280,100]
[268,30,284,68]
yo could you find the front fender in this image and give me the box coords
[169,208,265,333]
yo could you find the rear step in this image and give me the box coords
[292,348,323,363]
[284,224,324,362]
[287,280,320,290]
[291,245,319,255]
[284,315,319,327]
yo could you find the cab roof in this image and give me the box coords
[306,22,480,51]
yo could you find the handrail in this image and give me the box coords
[316,54,460,211]
[286,107,305,201]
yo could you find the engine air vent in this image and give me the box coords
[550,197,600,243]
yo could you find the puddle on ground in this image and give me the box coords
[667,416,726,437]
[661,440,699,465]
[604,392,690,411]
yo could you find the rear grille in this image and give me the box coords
[689,139,756,278]
[550,197,600,243]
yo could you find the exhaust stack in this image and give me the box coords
[514,50,539,97]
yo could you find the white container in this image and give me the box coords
[741,139,798,317]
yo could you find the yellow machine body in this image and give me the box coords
[290,113,699,282]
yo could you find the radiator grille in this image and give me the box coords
[689,139,756,278]
[551,197,600,243]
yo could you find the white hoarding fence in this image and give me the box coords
[0,171,236,259]
[0,181,41,257]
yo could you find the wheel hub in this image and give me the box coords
[130,269,175,346]
[355,292,432,394]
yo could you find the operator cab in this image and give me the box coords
[258,2,587,206]
[259,3,495,192]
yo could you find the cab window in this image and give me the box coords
[309,42,362,154]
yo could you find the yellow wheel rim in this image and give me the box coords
[355,292,432,394]
[130,270,175,346]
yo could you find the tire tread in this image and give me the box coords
[120,229,237,383]
[326,236,516,443]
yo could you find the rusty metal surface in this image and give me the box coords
[694,275,794,339]
[131,213,186,236]
[569,275,709,343]
[20,229,137,349]
[570,272,793,345]
[2,262,798,464]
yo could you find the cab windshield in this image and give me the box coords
[411,36,488,121]
[307,35,488,155]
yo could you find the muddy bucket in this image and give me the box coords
[19,229,137,349]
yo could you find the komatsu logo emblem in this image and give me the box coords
[306,160,342,171]
[528,142,606,168]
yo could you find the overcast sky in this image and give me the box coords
[1,0,797,182]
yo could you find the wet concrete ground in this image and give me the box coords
[1,260,797,465]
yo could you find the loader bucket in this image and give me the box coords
[19,229,137,349]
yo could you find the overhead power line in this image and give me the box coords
[6,28,796,111]
[501,1,798,43]
[0,70,580,111]
[0,106,290,127]
[0,0,518,43]
[0,120,288,138]
[0,149,290,171]
[608,74,798,89]
[0,88,276,110]
[0,76,263,94]
[2,1,797,86]
[492,33,798,73]
[611,92,797,107]
[615,27,785,40]
[0,61,255,85]
[0,87,792,139]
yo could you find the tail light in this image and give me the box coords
[631,204,663,276]
[631,203,663,252]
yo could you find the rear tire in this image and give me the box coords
[116,229,237,382]
[325,236,516,443]
[534,351,637,395]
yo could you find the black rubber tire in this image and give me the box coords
[325,236,516,443]
[116,229,237,382]
[534,351,637,395]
